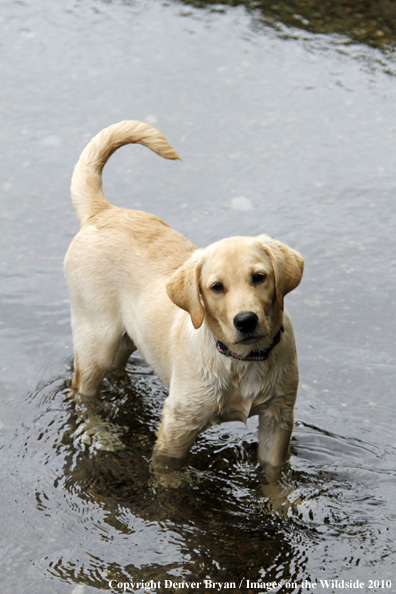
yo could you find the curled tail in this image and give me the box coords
[71,120,181,227]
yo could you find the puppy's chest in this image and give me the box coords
[215,364,275,424]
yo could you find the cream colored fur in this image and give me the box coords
[65,120,304,475]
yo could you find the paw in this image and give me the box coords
[73,416,126,452]
[258,481,302,517]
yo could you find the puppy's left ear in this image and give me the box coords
[260,235,304,311]
[166,250,204,329]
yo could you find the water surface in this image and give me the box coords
[1,1,395,593]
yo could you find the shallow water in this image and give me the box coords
[1,1,396,593]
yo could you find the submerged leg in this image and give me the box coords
[71,327,128,452]
[257,393,296,482]
[154,405,204,462]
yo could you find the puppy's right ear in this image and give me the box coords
[166,250,204,329]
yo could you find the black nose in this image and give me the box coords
[233,311,258,334]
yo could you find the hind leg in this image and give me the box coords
[70,323,128,451]
[71,321,122,397]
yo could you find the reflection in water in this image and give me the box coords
[6,353,393,592]
[177,0,396,51]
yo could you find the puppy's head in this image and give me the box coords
[166,235,303,353]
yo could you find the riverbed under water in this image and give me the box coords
[1,1,396,593]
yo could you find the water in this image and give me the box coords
[1,1,396,593]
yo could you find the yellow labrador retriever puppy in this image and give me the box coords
[65,121,304,475]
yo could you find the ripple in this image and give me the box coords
[2,356,395,591]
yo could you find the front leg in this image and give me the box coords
[154,401,204,460]
[153,382,214,466]
[257,392,296,480]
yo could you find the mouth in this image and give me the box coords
[234,334,266,345]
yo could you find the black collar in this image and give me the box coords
[214,326,284,361]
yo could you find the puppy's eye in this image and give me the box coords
[211,282,224,293]
[252,273,267,285]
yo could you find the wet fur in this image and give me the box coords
[65,120,304,474]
